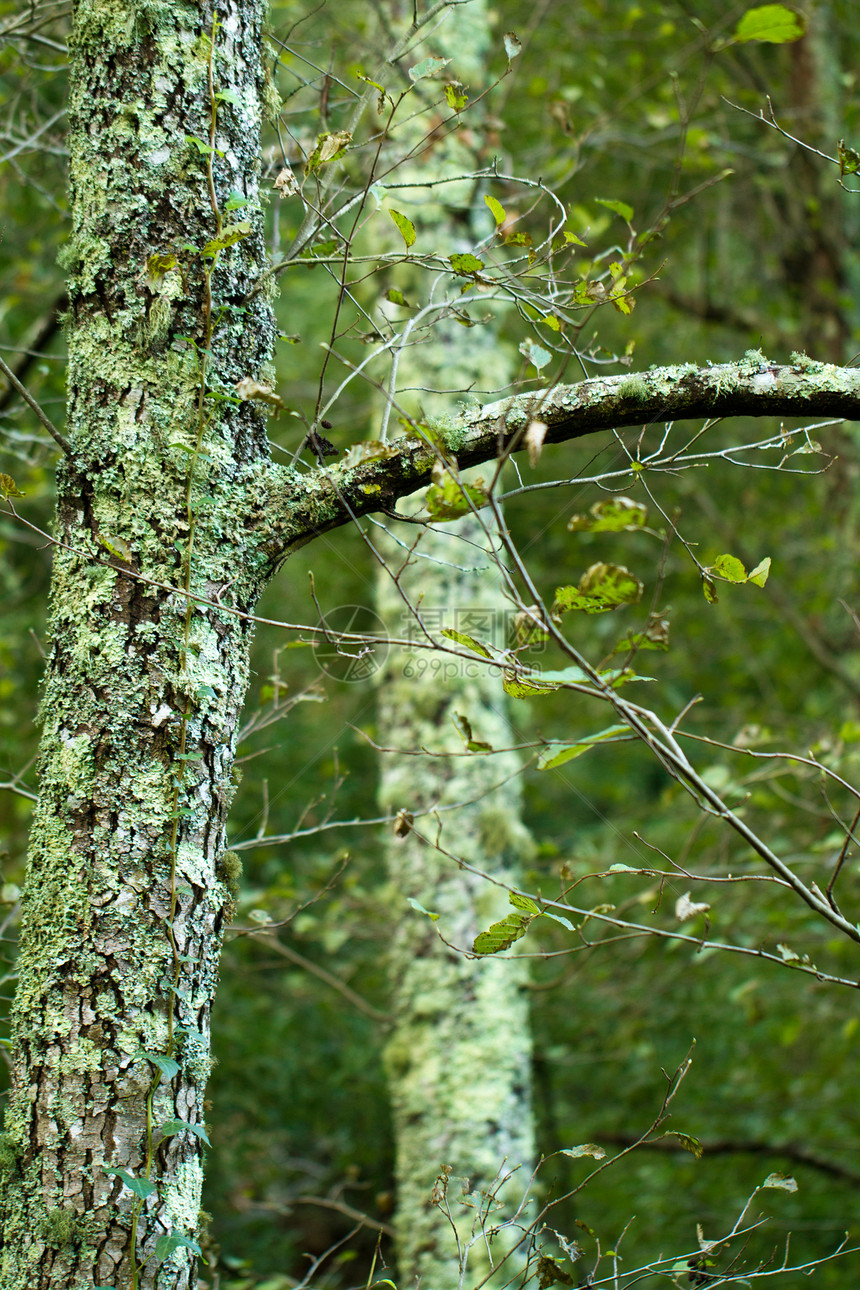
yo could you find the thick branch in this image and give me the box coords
[264,355,860,555]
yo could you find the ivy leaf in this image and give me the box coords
[567,497,647,533]
[552,564,643,617]
[201,222,252,257]
[107,1168,157,1200]
[733,5,806,44]
[159,1118,212,1146]
[388,209,416,249]
[137,1051,180,1080]
[154,1232,202,1264]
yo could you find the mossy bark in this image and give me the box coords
[0,1,276,1286]
[375,6,535,1285]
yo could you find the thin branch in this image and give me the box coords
[0,354,73,456]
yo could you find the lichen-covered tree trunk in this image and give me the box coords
[0,2,278,1285]
[375,6,535,1285]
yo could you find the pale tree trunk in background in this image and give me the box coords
[0,2,277,1285]
[375,5,536,1285]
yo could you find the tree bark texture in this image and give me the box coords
[0,1,276,1285]
[376,6,534,1285]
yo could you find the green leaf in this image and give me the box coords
[567,496,647,533]
[107,1168,156,1200]
[733,4,805,44]
[485,194,506,227]
[444,84,469,111]
[748,556,771,586]
[224,191,253,211]
[386,287,409,306]
[762,1172,799,1191]
[138,1052,180,1080]
[537,725,630,770]
[560,1143,607,1160]
[306,130,352,174]
[452,712,493,751]
[425,476,489,520]
[146,252,177,279]
[186,135,218,155]
[552,564,643,617]
[97,534,132,562]
[595,198,634,222]
[340,440,400,469]
[613,618,670,653]
[408,56,451,82]
[213,89,241,105]
[440,628,494,659]
[407,897,440,921]
[519,338,552,372]
[473,911,533,956]
[160,1118,212,1146]
[563,229,587,247]
[702,575,718,603]
[154,1232,202,1264]
[712,553,747,582]
[503,671,562,698]
[449,252,485,276]
[537,1254,575,1288]
[201,221,252,257]
[0,473,24,499]
[388,209,416,249]
[509,891,540,915]
[659,1130,703,1159]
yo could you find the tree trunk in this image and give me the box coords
[375,5,535,1284]
[0,2,276,1285]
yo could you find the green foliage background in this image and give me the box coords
[3,0,860,1285]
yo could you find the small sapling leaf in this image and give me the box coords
[107,1168,157,1200]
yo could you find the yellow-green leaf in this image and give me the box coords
[485,194,506,227]
[552,564,643,617]
[441,629,493,660]
[733,4,805,44]
[567,497,647,533]
[388,209,416,249]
